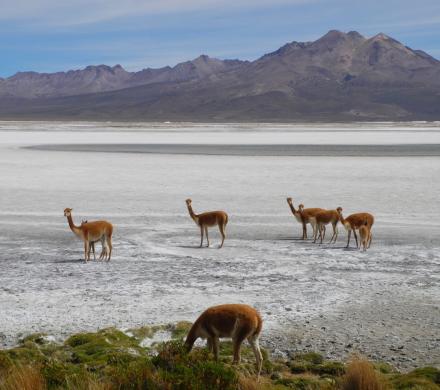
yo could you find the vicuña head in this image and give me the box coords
[185,304,263,377]
[286,197,293,204]
[185,198,192,206]
[64,207,72,217]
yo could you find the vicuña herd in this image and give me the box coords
[62,200,375,377]
[64,198,374,261]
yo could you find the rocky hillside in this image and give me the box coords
[1,30,439,121]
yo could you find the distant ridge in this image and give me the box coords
[1,30,439,121]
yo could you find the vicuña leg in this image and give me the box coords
[319,224,326,244]
[107,235,112,261]
[302,222,307,240]
[84,241,90,262]
[207,337,213,353]
[212,336,220,361]
[87,242,95,261]
[328,222,338,244]
[313,225,320,243]
[353,230,359,248]
[98,237,107,260]
[248,336,263,378]
[232,325,252,365]
[219,223,226,248]
[346,230,351,248]
[199,226,204,248]
[205,227,210,247]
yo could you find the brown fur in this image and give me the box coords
[185,304,263,377]
[186,199,228,248]
[312,208,341,244]
[286,198,325,239]
[338,210,375,248]
[64,208,113,261]
[359,223,373,252]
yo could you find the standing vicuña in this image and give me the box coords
[286,198,324,239]
[64,208,113,261]
[185,304,263,377]
[312,207,342,244]
[358,220,373,251]
[337,209,375,248]
[185,199,228,248]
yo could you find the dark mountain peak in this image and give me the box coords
[367,33,404,48]
[347,31,365,40]
[310,30,360,51]
[323,29,346,37]
[315,30,347,44]
[191,55,222,66]
[194,54,211,62]
[316,30,367,45]
[260,41,308,59]
[85,64,114,72]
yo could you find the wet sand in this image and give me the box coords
[27,143,440,156]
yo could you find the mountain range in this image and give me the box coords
[1,30,439,121]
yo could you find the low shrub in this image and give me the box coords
[340,358,384,390]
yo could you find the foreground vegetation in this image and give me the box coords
[0,324,438,389]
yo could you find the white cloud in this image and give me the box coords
[0,0,319,26]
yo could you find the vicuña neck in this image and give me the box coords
[288,202,298,215]
[67,214,82,236]
[184,322,200,352]
[187,204,199,223]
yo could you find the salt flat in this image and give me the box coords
[0,122,439,371]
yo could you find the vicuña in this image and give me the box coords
[185,199,228,248]
[287,198,325,239]
[185,303,263,377]
[64,208,113,261]
[311,207,342,244]
[337,209,375,248]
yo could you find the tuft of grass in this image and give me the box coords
[391,366,440,390]
[275,376,324,389]
[373,362,397,375]
[340,358,385,390]
[154,340,239,389]
[65,328,144,367]
[312,361,345,377]
[288,353,344,377]
[296,353,325,365]
[0,365,46,390]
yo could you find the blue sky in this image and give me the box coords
[1,0,439,77]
